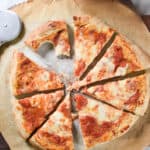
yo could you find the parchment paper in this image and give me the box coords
[0,0,150,150]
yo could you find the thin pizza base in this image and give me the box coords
[12,90,64,139]
[29,94,74,150]
[73,93,139,148]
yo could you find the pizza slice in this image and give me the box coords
[82,74,150,116]
[73,16,115,78]
[72,34,150,89]
[11,50,64,96]
[29,94,74,150]
[12,90,64,139]
[73,93,138,148]
[25,20,71,57]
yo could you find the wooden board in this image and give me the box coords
[0,0,150,149]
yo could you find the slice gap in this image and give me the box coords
[12,90,65,139]
[73,93,139,149]
[15,87,64,99]
[65,24,75,59]
[29,93,74,150]
[79,68,146,90]
[72,119,84,150]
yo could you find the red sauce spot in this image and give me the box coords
[98,32,107,44]
[19,99,31,108]
[75,59,86,76]
[59,103,70,118]
[74,94,87,110]
[19,99,45,133]
[113,45,126,72]
[124,90,140,105]
[40,131,71,146]
[80,116,113,138]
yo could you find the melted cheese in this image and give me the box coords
[115,64,128,76]
[39,71,49,81]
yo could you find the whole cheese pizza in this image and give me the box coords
[9,16,150,150]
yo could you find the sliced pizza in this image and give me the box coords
[11,50,64,96]
[73,93,138,148]
[25,20,71,57]
[30,94,74,150]
[82,74,149,116]
[72,34,150,89]
[73,16,115,78]
[12,90,64,139]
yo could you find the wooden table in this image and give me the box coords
[0,0,149,149]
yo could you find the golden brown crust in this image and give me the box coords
[11,50,64,96]
[25,20,71,57]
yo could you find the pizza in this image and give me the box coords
[12,90,64,139]
[30,94,74,150]
[73,16,115,79]
[73,93,138,148]
[11,50,64,96]
[25,20,71,57]
[82,74,149,116]
[71,34,150,89]
[9,16,150,150]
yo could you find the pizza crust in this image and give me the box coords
[11,98,29,139]
[134,73,150,115]
[120,34,150,69]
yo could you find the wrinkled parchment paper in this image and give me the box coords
[0,0,150,149]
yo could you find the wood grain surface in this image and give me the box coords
[0,0,149,149]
